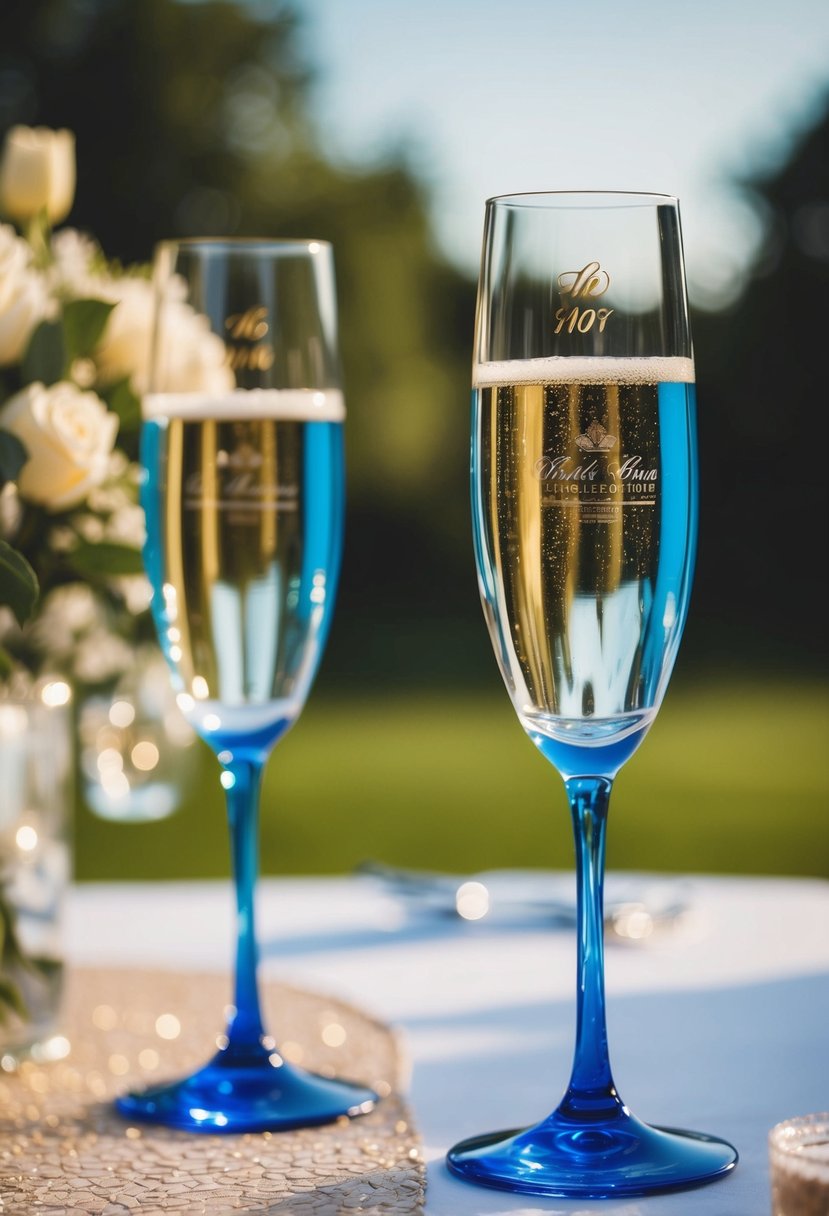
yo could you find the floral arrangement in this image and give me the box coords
[0,124,228,684]
[0,125,231,1034]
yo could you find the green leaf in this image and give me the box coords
[0,647,15,679]
[66,539,145,578]
[21,319,66,386]
[0,975,27,1026]
[63,297,116,362]
[0,539,39,626]
[0,887,58,1023]
[104,376,142,433]
[0,891,28,972]
[0,428,28,485]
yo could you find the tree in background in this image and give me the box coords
[692,96,828,673]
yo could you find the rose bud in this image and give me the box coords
[0,125,76,226]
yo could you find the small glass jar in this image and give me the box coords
[770,1114,829,1216]
[79,646,196,823]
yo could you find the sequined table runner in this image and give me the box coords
[0,968,424,1215]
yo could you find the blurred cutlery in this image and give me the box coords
[358,861,690,943]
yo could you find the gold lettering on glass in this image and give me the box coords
[224,306,275,370]
[554,261,614,334]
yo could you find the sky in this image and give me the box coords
[299,0,829,306]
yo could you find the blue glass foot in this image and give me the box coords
[116,1041,377,1133]
[447,1108,737,1199]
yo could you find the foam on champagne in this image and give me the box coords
[143,387,345,422]
[473,356,694,388]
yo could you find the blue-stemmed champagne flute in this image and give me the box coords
[447,193,737,1197]
[116,238,376,1132]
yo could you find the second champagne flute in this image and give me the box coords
[116,238,377,1132]
[447,193,737,1197]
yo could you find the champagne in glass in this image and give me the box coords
[447,194,737,1197]
[116,239,376,1132]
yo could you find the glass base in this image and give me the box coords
[446,1110,738,1199]
[116,1044,377,1133]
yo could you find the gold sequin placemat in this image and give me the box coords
[0,968,425,1216]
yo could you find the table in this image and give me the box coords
[67,873,829,1215]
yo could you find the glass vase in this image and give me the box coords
[0,677,73,1067]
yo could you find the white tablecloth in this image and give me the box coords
[67,873,829,1215]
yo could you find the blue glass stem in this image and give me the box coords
[558,775,623,1122]
[116,747,380,1130]
[224,757,267,1054]
[446,770,738,1194]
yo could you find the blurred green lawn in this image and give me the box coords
[74,677,829,882]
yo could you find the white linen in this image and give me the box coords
[67,873,829,1215]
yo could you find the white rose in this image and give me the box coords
[0,125,76,226]
[0,222,48,365]
[156,297,235,395]
[96,274,234,395]
[0,381,119,511]
[93,276,154,389]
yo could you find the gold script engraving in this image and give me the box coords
[555,260,614,335]
[557,261,611,299]
[225,306,275,370]
[226,306,270,341]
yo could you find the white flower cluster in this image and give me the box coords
[0,126,233,514]
[27,583,135,684]
[49,228,233,398]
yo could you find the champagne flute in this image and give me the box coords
[447,193,737,1197]
[116,239,376,1132]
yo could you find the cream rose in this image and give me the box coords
[0,381,118,511]
[95,274,234,395]
[0,222,48,365]
[0,125,76,226]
